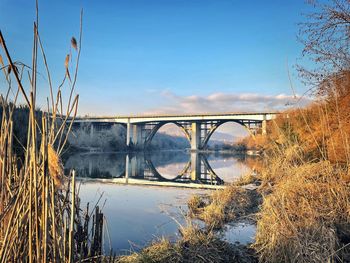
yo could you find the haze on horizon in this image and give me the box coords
[0,0,314,117]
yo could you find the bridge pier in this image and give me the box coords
[90,123,94,139]
[125,154,130,182]
[126,121,144,149]
[130,154,144,177]
[190,122,201,151]
[125,154,145,178]
[190,152,201,181]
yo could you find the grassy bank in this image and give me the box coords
[116,179,261,263]
[117,223,257,263]
[255,158,350,262]
[188,184,260,230]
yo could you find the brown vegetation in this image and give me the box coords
[249,4,350,258]
[188,185,260,230]
[116,224,257,263]
[0,8,108,263]
[250,90,350,261]
[255,156,350,262]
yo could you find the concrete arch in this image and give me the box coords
[144,155,224,185]
[144,121,191,148]
[201,120,252,149]
[144,156,190,182]
[201,156,224,185]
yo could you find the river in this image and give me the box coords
[64,150,256,255]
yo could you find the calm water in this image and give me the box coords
[64,150,256,255]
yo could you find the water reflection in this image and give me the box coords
[64,151,251,186]
[65,151,257,254]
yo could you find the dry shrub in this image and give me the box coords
[242,85,350,165]
[240,135,267,152]
[255,160,350,262]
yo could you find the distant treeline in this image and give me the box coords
[207,141,247,153]
[2,106,243,153]
[68,123,190,151]
[0,104,42,155]
[149,132,189,150]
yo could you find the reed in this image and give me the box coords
[0,6,106,262]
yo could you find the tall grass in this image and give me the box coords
[251,74,350,262]
[0,7,107,262]
[255,155,350,262]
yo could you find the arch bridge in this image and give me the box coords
[71,112,277,151]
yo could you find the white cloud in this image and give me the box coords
[145,90,312,114]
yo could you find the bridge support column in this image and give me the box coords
[130,156,138,177]
[90,123,94,139]
[262,115,267,135]
[190,152,201,181]
[130,154,144,177]
[191,122,201,151]
[126,120,131,147]
[126,122,144,149]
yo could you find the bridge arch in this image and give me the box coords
[145,121,191,148]
[144,153,224,184]
[144,156,190,182]
[201,120,253,149]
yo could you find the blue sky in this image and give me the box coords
[0,0,316,115]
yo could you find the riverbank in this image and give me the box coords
[114,142,350,262]
[117,224,257,263]
[115,177,261,262]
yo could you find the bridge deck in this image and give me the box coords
[72,112,278,124]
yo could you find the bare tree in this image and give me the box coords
[298,0,350,95]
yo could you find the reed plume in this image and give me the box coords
[0,5,102,262]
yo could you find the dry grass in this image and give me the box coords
[117,224,257,263]
[233,172,258,187]
[254,156,350,263]
[188,185,260,230]
[117,239,178,263]
[250,105,350,262]
[0,7,108,263]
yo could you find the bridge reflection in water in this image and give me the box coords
[64,151,229,186]
[127,152,223,185]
